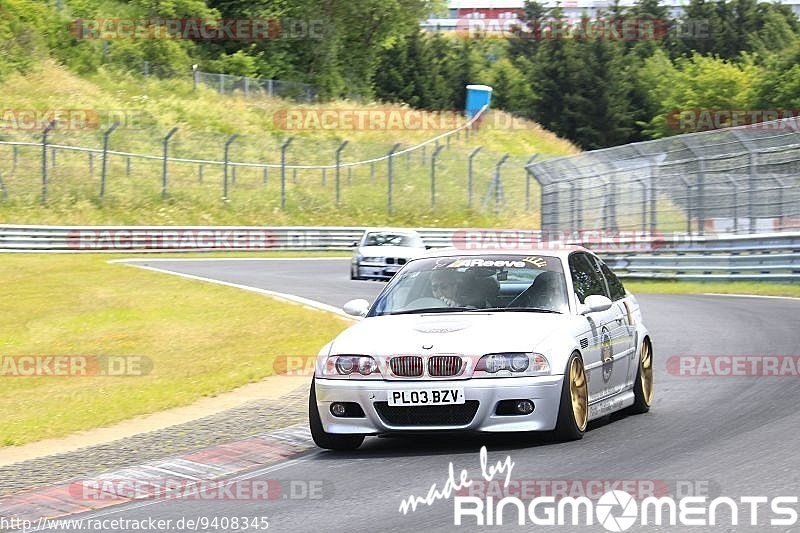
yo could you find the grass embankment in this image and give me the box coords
[625,280,800,298]
[0,252,348,447]
[0,64,579,228]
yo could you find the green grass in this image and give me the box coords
[626,280,800,297]
[0,253,348,446]
[0,63,579,228]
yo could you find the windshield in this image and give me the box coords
[369,255,569,316]
[363,232,424,248]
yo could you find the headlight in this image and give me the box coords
[474,353,550,377]
[361,257,383,263]
[322,355,381,378]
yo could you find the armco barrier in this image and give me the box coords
[1,225,798,281]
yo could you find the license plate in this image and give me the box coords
[387,388,465,406]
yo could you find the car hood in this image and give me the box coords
[329,312,569,355]
[356,246,424,258]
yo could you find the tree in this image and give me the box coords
[639,51,760,138]
[528,5,577,139]
[564,17,635,148]
[443,38,477,110]
[508,0,549,62]
[751,41,800,108]
[674,0,800,60]
[373,31,456,109]
[483,57,535,116]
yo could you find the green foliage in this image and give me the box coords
[752,41,800,108]
[207,50,259,76]
[565,35,635,149]
[640,51,760,137]
[515,7,637,149]
[674,0,800,58]
[1,0,799,149]
[508,0,798,146]
[483,57,535,117]
[0,0,72,79]
[373,31,467,108]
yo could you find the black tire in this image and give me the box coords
[553,352,587,441]
[629,338,653,414]
[309,378,365,451]
[350,263,361,280]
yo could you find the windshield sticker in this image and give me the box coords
[433,257,456,269]
[521,256,548,269]
[448,258,525,269]
[431,256,558,271]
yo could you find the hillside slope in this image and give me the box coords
[0,63,579,227]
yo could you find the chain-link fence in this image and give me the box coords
[527,119,800,236]
[100,57,318,102]
[0,110,539,219]
[193,70,317,102]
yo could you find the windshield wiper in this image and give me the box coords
[469,307,562,314]
[387,306,471,315]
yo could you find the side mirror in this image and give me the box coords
[343,298,370,317]
[581,295,613,315]
[425,245,433,250]
[351,241,359,248]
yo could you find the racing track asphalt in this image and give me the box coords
[55,258,800,532]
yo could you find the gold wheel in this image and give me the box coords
[640,341,654,406]
[569,357,588,431]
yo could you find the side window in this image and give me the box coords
[569,253,608,304]
[597,258,626,301]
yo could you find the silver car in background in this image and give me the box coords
[350,228,427,281]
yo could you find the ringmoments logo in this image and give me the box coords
[596,490,638,531]
[452,491,799,528]
[397,449,798,530]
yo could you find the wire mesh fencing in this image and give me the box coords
[193,71,318,102]
[0,111,541,220]
[527,119,800,236]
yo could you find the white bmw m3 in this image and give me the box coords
[310,247,654,450]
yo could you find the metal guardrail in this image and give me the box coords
[1,225,798,281]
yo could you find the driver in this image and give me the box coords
[431,268,464,307]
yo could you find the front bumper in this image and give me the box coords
[314,375,563,435]
[356,262,400,280]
